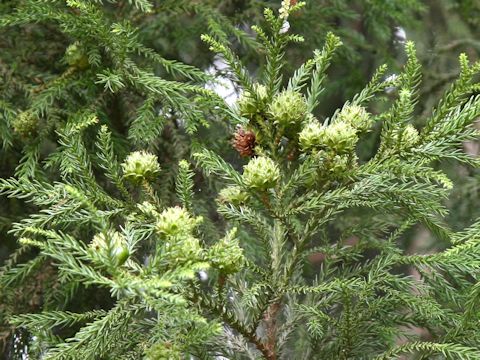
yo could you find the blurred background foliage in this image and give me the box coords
[1,0,480,356]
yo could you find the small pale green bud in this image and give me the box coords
[90,233,108,253]
[209,228,245,274]
[237,84,268,118]
[268,90,308,129]
[254,83,268,100]
[156,206,201,236]
[399,89,412,100]
[242,156,280,190]
[164,236,203,265]
[218,186,249,206]
[145,342,181,360]
[391,124,420,152]
[90,230,129,266]
[399,124,420,147]
[136,201,159,216]
[12,112,38,138]
[65,42,89,69]
[122,151,160,183]
[299,121,324,151]
[336,104,372,131]
[327,154,350,176]
[434,173,453,190]
[299,121,358,154]
[323,122,358,154]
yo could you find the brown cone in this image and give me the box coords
[233,128,256,157]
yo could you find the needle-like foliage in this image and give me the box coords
[1,1,480,359]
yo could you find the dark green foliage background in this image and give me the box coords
[1,0,480,358]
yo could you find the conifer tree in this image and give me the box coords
[0,2,430,352]
[2,1,480,359]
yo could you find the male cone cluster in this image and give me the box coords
[242,156,280,190]
[12,111,38,138]
[122,151,161,183]
[90,230,129,267]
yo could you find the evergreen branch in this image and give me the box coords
[96,125,132,202]
[175,160,195,211]
[374,342,480,359]
[306,33,342,112]
[200,34,255,94]
[10,310,106,331]
[43,301,134,360]
[193,148,243,185]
